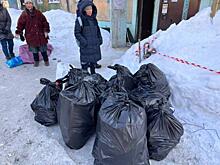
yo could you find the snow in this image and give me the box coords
[0,7,219,164]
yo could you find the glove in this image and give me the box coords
[20,34,25,41]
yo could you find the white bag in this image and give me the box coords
[56,62,73,80]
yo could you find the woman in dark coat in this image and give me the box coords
[15,0,50,67]
[0,2,15,61]
[74,0,103,74]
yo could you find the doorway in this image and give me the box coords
[157,0,184,30]
[187,0,201,19]
[137,0,155,40]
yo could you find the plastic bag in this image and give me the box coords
[5,56,23,68]
[58,80,99,149]
[107,64,136,91]
[147,101,184,161]
[56,62,72,80]
[65,67,90,88]
[130,86,167,109]
[83,73,107,95]
[31,78,61,126]
[19,44,53,64]
[92,92,150,165]
[134,63,171,99]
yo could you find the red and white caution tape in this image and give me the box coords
[135,36,157,55]
[135,36,220,75]
[156,52,220,75]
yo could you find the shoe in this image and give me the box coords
[6,56,11,61]
[44,61,49,66]
[95,63,101,69]
[10,53,15,58]
[34,61,39,67]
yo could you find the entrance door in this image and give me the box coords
[157,0,184,30]
[137,0,155,40]
[187,0,201,19]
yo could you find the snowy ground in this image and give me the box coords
[0,7,220,165]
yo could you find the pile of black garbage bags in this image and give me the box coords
[31,63,184,165]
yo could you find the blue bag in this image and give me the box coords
[6,56,23,68]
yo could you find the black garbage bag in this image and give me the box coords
[65,66,90,88]
[130,85,167,109]
[56,73,106,123]
[31,78,61,126]
[147,101,184,161]
[82,73,107,124]
[83,73,107,95]
[99,83,127,105]
[134,63,171,99]
[92,92,150,165]
[58,80,99,149]
[107,64,136,91]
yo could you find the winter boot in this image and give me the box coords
[5,56,11,61]
[95,63,101,69]
[34,61,39,67]
[44,61,49,66]
[10,53,15,59]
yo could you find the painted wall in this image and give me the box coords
[152,0,160,34]
[8,0,18,8]
[37,3,61,12]
[200,0,213,10]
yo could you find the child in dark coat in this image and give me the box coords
[74,0,102,74]
[75,0,101,69]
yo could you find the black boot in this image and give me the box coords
[44,61,49,66]
[34,61,39,67]
[5,56,11,61]
[95,63,101,69]
[10,53,15,59]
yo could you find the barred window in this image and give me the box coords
[48,0,60,4]
[37,0,43,4]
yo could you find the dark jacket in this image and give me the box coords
[74,0,102,63]
[0,4,14,40]
[15,7,50,47]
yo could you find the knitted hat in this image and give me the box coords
[24,0,33,4]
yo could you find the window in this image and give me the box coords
[37,0,43,4]
[48,0,60,4]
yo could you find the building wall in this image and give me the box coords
[6,0,217,42]
[7,0,18,8]
[152,0,214,34]
[37,0,61,12]
[60,0,133,22]
[37,3,60,11]
[200,0,213,10]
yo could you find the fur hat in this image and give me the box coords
[24,0,33,4]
